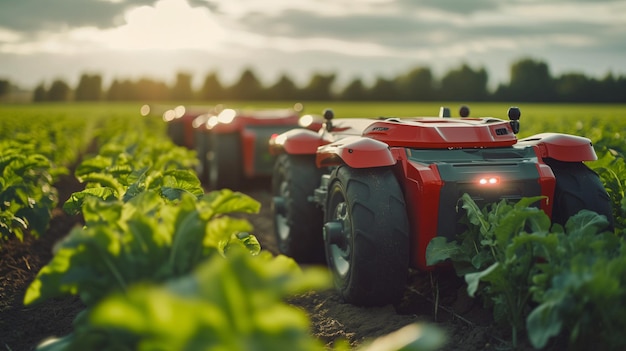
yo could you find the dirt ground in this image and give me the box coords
[0,176,543,351]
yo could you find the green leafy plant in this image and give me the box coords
[35,248,332,351]
[25,189,260,307]
[427,194,554,347]
[427,193,624,349]
[527,211,625,350]
[63,132,200,214]
[0,141,57,245]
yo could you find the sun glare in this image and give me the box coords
[90,0,227,51]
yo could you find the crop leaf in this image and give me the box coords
[63,187,117,215]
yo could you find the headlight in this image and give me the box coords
[299,114,314,127]
[174,105,186,118]
[217,109,237,124]
[478,176,500,185]
[207,116,219,129]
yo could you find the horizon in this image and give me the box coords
[1,0,625,90]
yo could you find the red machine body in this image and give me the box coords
[187,106,319,190]
[270,110,598,270]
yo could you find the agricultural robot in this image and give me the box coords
[269,106,614,306]
[191,106,311,190]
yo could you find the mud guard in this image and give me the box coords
[269,128,326,155]
[317,136,396,168]
[517,133,597,162]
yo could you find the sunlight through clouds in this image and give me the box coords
[78,0,227,51]
[0,0,625,89]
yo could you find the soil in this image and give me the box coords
[0,176,543,351]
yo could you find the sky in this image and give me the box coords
[1,0,625,91]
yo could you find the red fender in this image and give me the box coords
[517,133,597,162]
[316,136,396,168]
[269,128,326,155]
[241,129,256,178]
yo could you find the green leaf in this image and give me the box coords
[200,189,260,219]
[79,173,125,197]
[231,232,261,256]
[466,262,499,297]
[564,209,612,236]
[206,217,254,255]
[161,169,204,199]
[168,199,208,275]
[425,236,458,266]
[63,187,117,216]
[359,323,446,351]
[74,155,112,177]
[460,193,489,230]
[526,300,564,348]
[82,196,125,228]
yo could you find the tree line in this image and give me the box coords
[4,57,625,103]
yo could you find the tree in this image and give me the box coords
[46,79,71,102]
[170,72,194,101]
[338,78,369,101]
[554,72,591,102]
[591,73,626,103]
[507,58,555,102]
[369,76,400,101]
[106,79,133,101]
[266,74,300,101]
[301,73,336,101]
[396,67,436,101]
[75,73,102,101]
[33,83,47,102]
[228,68,264,100]
[199,72,227,101]
[0,79,9,99]
[439,64,489,101]
[137,78,170,101]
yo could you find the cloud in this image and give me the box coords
[0,0,158,33]
[0,0,625,89]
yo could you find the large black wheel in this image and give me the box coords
[209,133,243,190]
[272,154,325,263]
[167,122,185,147]
[545,158,614,230]
[323,166,410,306]
[194,131,211,183]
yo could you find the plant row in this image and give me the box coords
[0,114,93,247]
[25,122,443,351]
[427,187,626,350]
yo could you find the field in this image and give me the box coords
[1,102,625,351]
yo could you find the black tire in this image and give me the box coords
[545,158,614,230]
[194,131,211,183]
[167,122,185,147]
[272,154,325,263]
[324,166,410,306]
[209,133,243,190]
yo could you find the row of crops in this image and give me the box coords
[1,102,625,350]
[0,104,443,351]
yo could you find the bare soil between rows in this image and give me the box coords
[0,176,542,351]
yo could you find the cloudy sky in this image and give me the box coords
[1,0,625,90]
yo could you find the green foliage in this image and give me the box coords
[527,212,625,350]
[25,189,260,307]
[426,194,551,346]
[34,247,444,351]
[0,141,57,244]
[35,249,332,351]
[427,194,624,349]
[64,129,200,213]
